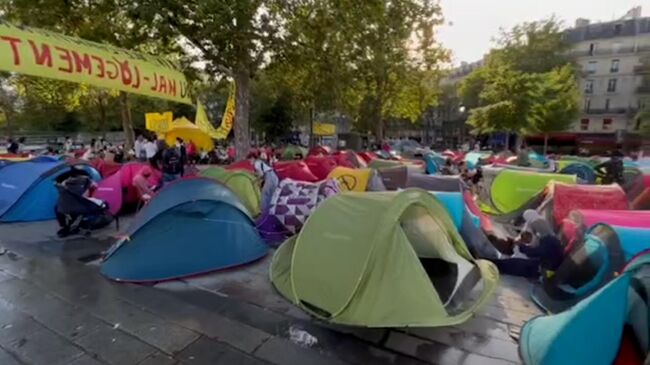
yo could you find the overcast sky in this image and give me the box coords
[437,1,646,65]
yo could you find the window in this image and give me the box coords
[607,78,617,92]
[585,80,594,94]
[610,59,620,73]
[612,42,622,54]
[589,43,597,56]
[614,23,623,35]
[605,99,610,111]
[584,98,591,111]
[603,118,613,131]
[580,119,590,131]
[585,61,597,74]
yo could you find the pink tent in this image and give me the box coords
[304,156,338,180]
[550,183,629,228]
[561,209,650,253]
[93,163,161,215]
[273,161,319,182]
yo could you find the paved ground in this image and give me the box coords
[0,219,541,365]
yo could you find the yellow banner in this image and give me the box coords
[145,112,173,133]
[313,122,336,136]
[194,83,235,140]
[0,21,191,104]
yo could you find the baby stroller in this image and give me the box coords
[55,183,118,237]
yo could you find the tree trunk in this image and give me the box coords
[233,69,251,160]
[374,96,384,142]
[119,91,135,151]
[309,107,314,148]
[98,95,107,138]
[504,132,510,151]
[543,133,549,155]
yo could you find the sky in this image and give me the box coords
[437,0,646,65]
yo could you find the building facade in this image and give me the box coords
[564,8,649,149]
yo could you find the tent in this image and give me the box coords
[481,169,576,214]
[531,224,650,313]
[92,163,161,215]
[558,161,597,184]
[633,188,650,210]
[101,178,268,282]
[376,166,464,192]
[520,251,650,365]
[164,117,214,152]
[281,145,307,160]
[226,159,256,174]
[274,161,319,182]
[0,160,100,222]
[307,145,331,156]
[333,150,367,168]
[199,167,261,217]
[539,183,629,230]
[358,151,378,164]
[270,189,498,327]
[561,210,650,252]
[304,155,338,180]
[268,178,339,234]
[327,167,372,192]
[623,167,646,201]
[90,158,122,178]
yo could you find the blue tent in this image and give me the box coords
[532,224,650,313]
[520,251,650,365]
[423,152,445,174]
[0,160,100,222]
[101,178,269,283]
[559,162,597,184]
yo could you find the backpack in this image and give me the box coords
[163,148,182,174]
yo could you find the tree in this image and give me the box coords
[127,0,279,158]
[258,92,294,143]
[459,17,578,150]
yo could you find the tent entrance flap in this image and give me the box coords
[399,204,477,311]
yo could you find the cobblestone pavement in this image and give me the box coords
[0,220,540,364]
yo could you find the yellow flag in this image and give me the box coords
[194,82,235,140]
[145,112,173,133]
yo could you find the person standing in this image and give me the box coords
[595,150,625,185]
[6,138,18,154]
[134,135,146,162]
[64,136,73,153]
[249,152,279,213]
[144,137,158,165]
[161,143,182,184]
[176,137,187,176]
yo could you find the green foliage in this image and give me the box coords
[461,17,578,139]
[258,92,294,142]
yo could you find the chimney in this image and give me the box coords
[575,18,590,28]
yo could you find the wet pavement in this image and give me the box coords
[0,219,540,364]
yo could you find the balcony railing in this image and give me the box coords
[570,46,637,57]
[634,65,650,75]
[585,108,634,115]
[638,86,650,94]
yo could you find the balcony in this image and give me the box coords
[638,85,650,94]
[585,107,632,115]
[570,46,636,57]
[634,64,650,75]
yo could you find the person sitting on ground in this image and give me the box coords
[440,158,455,175]
[510,209,564,277]
[595,150,624,185]
[161,143,182,185]
[132,166,156,204]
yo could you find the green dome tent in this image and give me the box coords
[270,189,498,327]
[281,145,308,160]
[200,167,262,217]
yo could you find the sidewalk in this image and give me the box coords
[0,220,540,365]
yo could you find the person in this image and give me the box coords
[176,137,187,176]
[144,137,158,164]
[114,145,125,163]
[161,143,182,184]
[517,145,530,167]
[461,140,470,152]
[440,158,455,175]
[56,174,106,237]
[187,140,197,164]
[132,166,156,203]
[134,135,146,161]
[81,144,96,160]
[511,210,564,276]
[249,152,279,212]
[227,144,236,163]
[6,138,18,154]
[64,136,73,153]
[595,150,624,185]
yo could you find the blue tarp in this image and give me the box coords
[101,178,268,282]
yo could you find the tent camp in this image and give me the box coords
[92,163,161,215]
[0,160,100,222]
[531,224,650,313]
[164,117,214,152]
[479,168,576,214]
[101,178,268,282]
[200,167,261,217]
[558,161,597,184]
[520,251,650,365]
[561,210,650,252]
[270,189,498,327]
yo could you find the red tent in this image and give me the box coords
[358,151,378,164]
[225,160,256,174]
[273,161,319,182]
[305,155,338,180]
[333,150,367,168]
[550,183,629,229]
[91,159,122,178]
[308,145,331,157]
